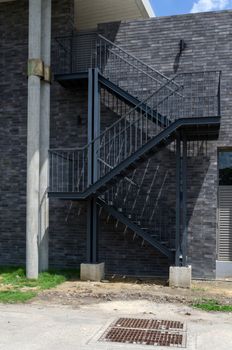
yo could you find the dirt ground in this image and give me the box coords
[34,278,232,307]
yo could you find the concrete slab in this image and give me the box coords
[169,266,192,288]
[0,300,232,349]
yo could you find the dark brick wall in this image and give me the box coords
[0,0,28,266]
[99,11,232,277]
[0,0,76,267]
[1,4,231,278]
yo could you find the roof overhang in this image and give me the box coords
[74,0,155,31]
[0,0,155,30]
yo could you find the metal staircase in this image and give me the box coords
[50,33,221,262]
[97,161,176,259]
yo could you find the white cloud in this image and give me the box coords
[191,0,229,13]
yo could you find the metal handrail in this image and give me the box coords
[50,69,220,153]
[106,48,183,96]
[54,32,177,87]
[49,68,221,194]
[97,34,179,87]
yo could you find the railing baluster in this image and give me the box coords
[50,53,221,202]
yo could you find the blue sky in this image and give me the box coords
[151,0,232,16]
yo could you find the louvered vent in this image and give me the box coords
[218,186,232,261]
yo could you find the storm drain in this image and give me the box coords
[99,318,187,348]
[114,318,184,331]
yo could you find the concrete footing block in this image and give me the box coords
[216,261,232,279]
[169,266,192,288]
[80,263,105,282]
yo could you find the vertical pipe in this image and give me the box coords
[175,134,181,266]
[182,137,188,266]
[39,0,52,273]
[27,0,42,279]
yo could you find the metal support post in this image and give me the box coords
[175,134,181,266]
[181,137,188,266]
[87,69,100,263]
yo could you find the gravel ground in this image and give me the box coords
[33,278,232,307]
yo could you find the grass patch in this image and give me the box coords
[0,267,80,304]
[191,287,207,292]
[0,291,37,304]
[193,299,232,312]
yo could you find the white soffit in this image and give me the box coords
[75,0,155,31]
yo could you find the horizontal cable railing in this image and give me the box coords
[49,70,221,194]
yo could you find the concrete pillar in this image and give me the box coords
[39,0,52,272]
[26,0,42,279]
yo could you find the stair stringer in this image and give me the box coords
[97,198,173,259]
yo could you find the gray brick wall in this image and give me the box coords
[1,4,231,278]
[99,11,232,277]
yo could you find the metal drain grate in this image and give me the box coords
[100,318,187,348]
[114,318,184,331]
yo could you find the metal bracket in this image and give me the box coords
[28,59,52,83]
[28,59,44,78]
[44,65,52,83]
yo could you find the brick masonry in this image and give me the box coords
[99,11,232,278]
[1,3,232,278]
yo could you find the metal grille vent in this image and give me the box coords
[100,317,187,348]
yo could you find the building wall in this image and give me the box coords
[0,0,75,267]
[99,11,232,277]
[0,0,28,266]
[1,4,231,278]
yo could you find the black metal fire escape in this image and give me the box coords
[49,32,221,269]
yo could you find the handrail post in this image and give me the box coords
[70,34,73,74]
[218,71,221,117]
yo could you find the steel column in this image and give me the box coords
[93,68,100,182]
[87,198,99,263]
[175,134,181,266]
[181,137,188,266]
[87,69,100,263]
[87,69,93,187]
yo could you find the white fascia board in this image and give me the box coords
[140,0,155,17]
